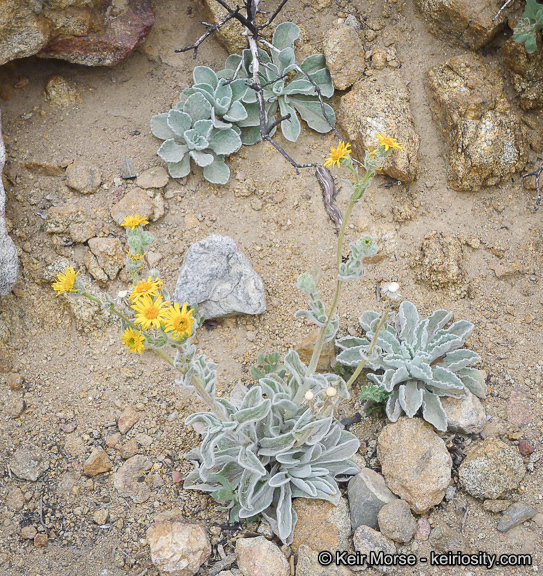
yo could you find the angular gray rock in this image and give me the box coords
[173,234,266,319]
[0,111,18,296]
[377,499,417,544]
[348,468,397,530]
[497,502,537,532]
[459,438,525,500]
[442,389,486,435]
[9,445,49,481]
[428,525,469,552]
[352,526,396,573]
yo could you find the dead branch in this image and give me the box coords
[524,163,543,211]
[493,0,515,21]
[316,166,342,232]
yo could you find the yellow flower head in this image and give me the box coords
[121,215,149,230]
[324,141,352,169]
[52,266,79,295]
[121,327,145,354]
[375,133,404,152]
[131,295,169,330]
[162,302,194,340]
[130,276,163,302]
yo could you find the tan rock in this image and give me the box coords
[415,231,464,288]
[65,160,102,194]
[113,455,152,503]
[294,329,335,372]
[34,533,48,547]
[200,0,246,54]
[337,76,420,182]
[137,166,169,189]
[6,486,25,511]
[236,536,289,576]
[118,405,139,434]
[24,159,64,176]
[323,24,365,90]
[21,525,37,539]
[442,388,486,435]
[110,188,154,226]
[93,509,109,525]
[46,202,108,243]
[83,448,112,476]
[147,519,211,576]
[44,75,82,107]
[6,372,24,390]
[119,438,139,459]
[87,237,124,280]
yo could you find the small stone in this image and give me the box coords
[236,536,289,576]
[7,372,24,391]
[353,526,396,573]
[44,75,82,107]
[135,433,153,447]
[87,237,124,280]
[136,166,169,189]
[110,188,154,226]
[323,24,366,90]
[65,160,102,194]
[295,545,353,576]
[497,502,537,532]
[295,329,336,372]
[93,509,109,525]
[415,518,431,540]
[113,455,152,503]
[21,525,37,539]
[34,533,48,547]
[459,438,526,500]
[6,487,25,511]
[120,158,137,179]
[492,261,523,279]
[118,405,139,434]
[372,50,387,70]
[377,499,417,543]
[10,445,50,481]
[483,499,512,513]
[147,520,211,576]
[119,438,139,459]
[506,387,532,427]
[173,235,266,319]
[10,398,26,418]
[106,432,121,448]
[83,448,112,476]
[518,439,535,457]
[24,159,64,176]
[415,231,464,289]
[348,468,397,530]
[442,389,486,434]
[428,525,468,552]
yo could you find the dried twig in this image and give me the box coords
[316,166,342,232]
[493,0,515,21]
[523,163,543,211]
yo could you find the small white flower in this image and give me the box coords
[382,282,401,300]
[304,390,314,401]
[326,386,337,397]
[117,290,129,298]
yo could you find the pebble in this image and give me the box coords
[348,468,397,530]
[120,157,137,179]
[147,520,211,576]
[113,455,152,503]
[483,499,513,513]
[87,237,125,280]
[352,526,396,573]
[9,398,26,418]
[6,486,25,511]
[118,405,139,434]
[377,499,417,543]
[110,188,154,226]
[6,372,24,391]
[65,160,102,194]
[9,445,50,481]
[106,432,121,448]
[34,533,48,547]
[497,502,538,532]
[136,166,169,189]
[507,387,532,427]
[21,525,37,539]
[44,75,82,107]
[518,439,535,456]
[441,389,486,435]
[236,536,289,576]
[83,448,112,476]
[428,525,469,552]
[119,438,139,459]
[415,518,431,541]
[93,509,109,525]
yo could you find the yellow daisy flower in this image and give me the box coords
[121,327,145,354]
[52,266,79,295]
[130,276,163,302]
[324,141,352,169]
[161,302,194,340]
[375,133,404,152]
[121,215,149,230]
[131,295,169,330]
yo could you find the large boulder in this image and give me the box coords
[427,53,527,191]
[0,111,18,296]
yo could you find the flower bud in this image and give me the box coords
[326,386,337,397]
[304,390,314,401]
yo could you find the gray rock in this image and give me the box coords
[352,526,396,573]
[136,166,169,189]
[348,468,397,530]
[497,502,538,532]
[0,111,18,296]
[9,445,50,481]
[442,389,486,435]
[459,438,525,500]
[173,235,266,319]
[236,536,289,576]
[377,500,417,543]
[296,545,354,576]
[428,525,468,552]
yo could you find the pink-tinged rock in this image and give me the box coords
[113,455,152,503]
[147,520,211,576]
[118,405,139,434]
[39,0,155,66]
[236,536,289,576]
[83,448,112,476]
[415,518,431,541]
[518,439,535,457]
[507,387,532,427]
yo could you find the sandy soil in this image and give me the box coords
[0,0,542,574]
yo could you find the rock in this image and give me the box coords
[63,435,87,458]
[377,418,452,514]
[120,157,137,179]
[21,525,37,539]
[497,502,537,532]
[323,24,365,90]
[236,536,289,576]
[483,499,512,513]
[502,35,543,111]
[0,111,18,296]
[428,525,468,552]
[46,202,108,243]
[377,500,417,543]
[415,518,431,540]
[34,533,48,547]
[110,188,154,226]
[119,438,139,459]
[296,545,354,576]
[137,166,169,189]
[414,0,509,50]
[442,389,486,435]
[44,75,82,107]
[518,439,535,457]
[506,386,532,427]
[0,2,49,64]
[459,438,525,499]
[6,486,25,511]
[113,455,152,503]
[9,397,26,418]
[87,237,124,280]
[295,329,335,372]
[6,372,24,390]
[426,53,526,191]
[200,0,246,55]
[10,445,50,481]
[415,231,464,289]
[337,76,420,182]
[39,0,155,66]
[147,519,211,576]
[93,509,109,525]
[118,405,139,434]
[371,49,387,70]
[292,497,351,554]
[106,432,122,448]
[352,526,396,573]
[347,468,397,530]
[65,160,102,194]
[173,234,266,319]
[24,159,64,176]
[83,448,112,476]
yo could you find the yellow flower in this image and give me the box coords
[324,141,352,169]
[121,215,149,230]
[121,327,145,354]
[131,295,169,330]
[162,302,194,340]
[52,266,79,295]
[375,133,404,152]
[130,276,163,302]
